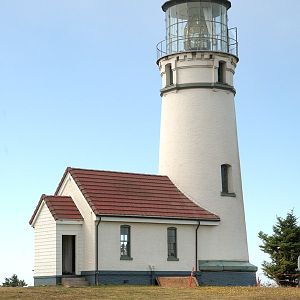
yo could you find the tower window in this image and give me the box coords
[165,63,174,86]
[167,227,179,261]
[221,164,236,197]
[218,61,226,84]
[221,164,229,193]
[120,225,132,260]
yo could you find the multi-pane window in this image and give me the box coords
[120,225,131,259]
[167,227,177,259]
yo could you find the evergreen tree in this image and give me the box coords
[2,274,27,287]
[258,211,300,286]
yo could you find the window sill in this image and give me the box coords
[167,257,179,261]
[120,256,133,261]
[165,84,174,88]
[221,192,236,198]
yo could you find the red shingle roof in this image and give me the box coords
[29,195,83,225]
[55,168,219,221]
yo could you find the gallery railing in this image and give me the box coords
[157,26,238,59]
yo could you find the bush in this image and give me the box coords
[2,274,27,287]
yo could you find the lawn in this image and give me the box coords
[0,286,300,300]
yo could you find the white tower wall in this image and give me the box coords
[158,52,249,261]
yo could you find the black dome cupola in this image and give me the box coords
[162,0,232,12]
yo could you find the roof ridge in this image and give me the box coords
[43,195,72,199]
[68,167,168,178]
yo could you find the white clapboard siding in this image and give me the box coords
[34,202,57,276]
[57,174,95,271]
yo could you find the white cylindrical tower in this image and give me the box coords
[157,0,256,279]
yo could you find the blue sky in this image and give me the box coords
[0,0,299,285]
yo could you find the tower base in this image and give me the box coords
[197,271,257,286]
[198,260,257,286]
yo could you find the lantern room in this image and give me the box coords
[157,0,238,59]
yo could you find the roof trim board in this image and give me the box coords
[98,216,219,225]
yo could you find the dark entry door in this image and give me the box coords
[62,235,75,275]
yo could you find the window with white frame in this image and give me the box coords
[120,225,131,259]
[167,227,178,260]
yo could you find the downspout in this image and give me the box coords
[195,221,201,272]
[96,217,102,286]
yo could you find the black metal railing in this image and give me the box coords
[157,27,238,59]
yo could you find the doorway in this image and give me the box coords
[62,235,75,275]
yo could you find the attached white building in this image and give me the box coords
[30,168,256,286]
[30,168,221,285]
[30,0,257,286]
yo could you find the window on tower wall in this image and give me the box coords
[120,225,132,260]
[221,164,236,197]
[165,63,174,86]
[218,61,226,84]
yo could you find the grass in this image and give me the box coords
[0,286,300,300]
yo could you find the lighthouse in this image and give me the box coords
[157,0,257,283]
[29,0,257,287]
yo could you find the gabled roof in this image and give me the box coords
[55,167,219,221]
[29,195,83,225]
